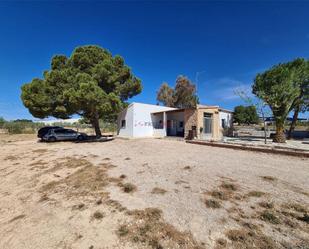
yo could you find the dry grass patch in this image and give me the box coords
[205,199,221,209]
[209,190,231,201]
[214,238,227,249]
[151,187,167,195]
[260,210,281,224]
[247,191,265,198]
[260,176,277,182]
[220,182,238,191]
[118,182,137,193]
[282,202,308,213]
[40,159,112,199]
[4,155,19,161]
[258,201,274,209]
[92,211,104,220]
[32,149,48,154]
[118,208,205,249]
[72,203,86,211]
[225,228,277,249]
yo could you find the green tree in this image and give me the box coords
[233,105,259,125]
[287,59,309,139]
[245,106,259,124]
[253,59,303,143]
[156,75,199,108]
[21,45,142,137]
[233,105,247,125]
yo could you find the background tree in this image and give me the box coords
[235,89,270,144]
[21,45,142,137]
[156,83,174,107]
[233,105,259,125]
[245,106,259,124]
[156,75,199,108]
[287,59,309,139]
[233,105,246,125]
[253,59,303,143]
[173,76,199,108]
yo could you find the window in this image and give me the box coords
[221,119,226,128]
[121,120,126,128]
[179,121,184,128]
[54,129,66,134]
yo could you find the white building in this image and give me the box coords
[117,103,176,138]
[117,102,233,140]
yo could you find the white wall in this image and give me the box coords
[219,111,233,128]
[117,104,134,137]
[132,103,174,137]
[117,103,175,138]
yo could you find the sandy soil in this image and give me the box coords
[0,134,308,249]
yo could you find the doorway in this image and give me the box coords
[203,113,213,138]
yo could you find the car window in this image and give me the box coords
[54,129,66,134]
[66,129,76,133]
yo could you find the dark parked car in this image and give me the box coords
[42,128,87,142]
[37,126,62,138]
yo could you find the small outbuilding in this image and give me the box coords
[117,102,233,141]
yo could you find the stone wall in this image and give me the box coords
[184,109,197,139]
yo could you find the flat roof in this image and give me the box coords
[151,108,185,114]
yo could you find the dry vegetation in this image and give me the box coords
[151,187,167,195]
[118,208,205,249]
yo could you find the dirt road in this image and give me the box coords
[0,134,308,249]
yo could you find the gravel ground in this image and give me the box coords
[0,134,308,249]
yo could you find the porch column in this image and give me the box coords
[163,111,167,136]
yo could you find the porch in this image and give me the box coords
[151,109,185,137]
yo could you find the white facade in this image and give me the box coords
[219,109,233,129]
[117,103,176,138]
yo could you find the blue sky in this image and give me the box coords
[0,1,309,120]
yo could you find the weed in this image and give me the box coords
[32,149,48,154]
[282,203,307,213]
[120,183,137,193]
[220,182,238,191]
[297,214,309,224]
[258,201,274,209]
[72,203,85,210]
[260,210,280,224]
[93,211,104,220]
[209,190,230,200]
[260,176,277,182]
[247,191,265,198]
[215,238,227,248]
[205,199,221,209]
[118,225,129,236]
[151,187,167,195]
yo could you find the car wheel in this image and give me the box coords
[48,136,56,142]
[77,135,85,141]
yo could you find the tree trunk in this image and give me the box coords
[287,105,300,140]
[273,123,286,143]
[92,117,102,138]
